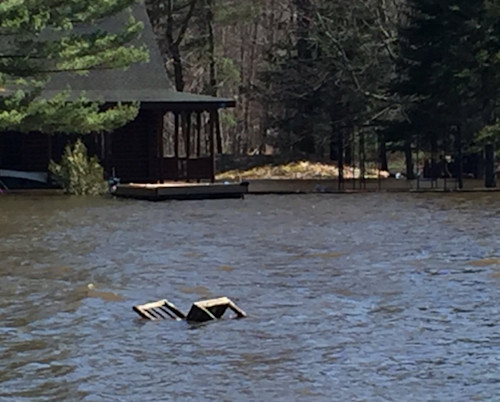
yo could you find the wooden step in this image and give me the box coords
[132,299,186,321]
[186,297,247,322]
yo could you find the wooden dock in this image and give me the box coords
[113,181,249,201]
[244,178,500,194]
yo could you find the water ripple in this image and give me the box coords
[1,193,500,400]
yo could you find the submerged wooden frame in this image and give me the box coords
[133,299,186,321]
[133,297,247,323]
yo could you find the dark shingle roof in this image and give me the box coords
[41,1,234,108]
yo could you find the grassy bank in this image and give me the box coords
[216,160,390,181]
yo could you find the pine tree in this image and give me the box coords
[395,0,500,149]
[260,0,329,156]
[0,0,148,134]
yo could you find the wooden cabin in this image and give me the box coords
[0,1,234,187]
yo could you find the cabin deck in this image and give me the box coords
[113,181,249,201]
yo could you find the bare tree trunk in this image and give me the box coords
[206,0,217,96]
[338,129,344,191]
[159,0,198,92]
[378,132,388,172]
[294,0,312,61]
[236,24,247,155]
[242,20,259,153]
[359,129,366,188]
[404,135,414,179]
[205,0,222,153]
[294,0,315,154]
[484,143,496,188]
[258,0,279,154]
[453,125,463,189]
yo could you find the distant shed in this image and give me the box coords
[0,1,235,186]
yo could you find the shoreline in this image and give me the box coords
[1,178,499,197]
[243,178,500,194]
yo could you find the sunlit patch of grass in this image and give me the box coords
[217,161,389,180]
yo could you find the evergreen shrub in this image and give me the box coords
[49,138,107,195]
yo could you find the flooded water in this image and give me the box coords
[1,192,500,401]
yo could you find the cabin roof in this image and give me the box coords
[40,1,234,108]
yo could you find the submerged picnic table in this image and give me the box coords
[133,297,247,323]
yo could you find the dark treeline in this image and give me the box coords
[146,0,500,178]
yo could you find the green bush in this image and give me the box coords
[49,138,107,195]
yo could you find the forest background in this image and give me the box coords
[145,0,500,179]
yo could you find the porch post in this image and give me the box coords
[215,109,222,154]
[157,111,164,182]
[185,111,191,158]
[147,109,163,183]
[196,112,202,157]
[209,109,215,183]
[174,112,180,159]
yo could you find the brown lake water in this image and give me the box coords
[1,193,500,401]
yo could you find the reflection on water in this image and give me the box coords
[1,193,500,401]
